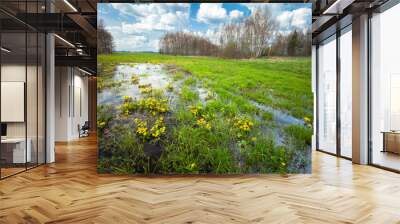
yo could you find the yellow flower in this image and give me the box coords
[136,127,148,136]
[196,117,211,130]
[234,117,254,132]
[251,137,257,142]
[197,118,206,126]
[140,87,152,94]
[122,95,132,101]
[97,121,106,128]
[159,126,166,133]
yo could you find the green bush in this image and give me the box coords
[241,137,288,174]
[283,124,312,147]
[180,86,199,102]
[183,76,197,86]
[97,123,148,174]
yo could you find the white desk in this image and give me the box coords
[1,138,31,163]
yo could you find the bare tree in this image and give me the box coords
[218,8,277,58]
[98,19,115,54]
[159,32,219,56]
[244,8,277,57]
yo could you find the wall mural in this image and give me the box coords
[97,3,313,174]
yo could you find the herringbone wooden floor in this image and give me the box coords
[1,136,400,224]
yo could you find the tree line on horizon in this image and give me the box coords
[159,8,311,58]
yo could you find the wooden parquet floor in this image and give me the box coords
[1,135,400,224]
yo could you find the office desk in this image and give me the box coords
[1,138,31,163]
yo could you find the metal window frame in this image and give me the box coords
[315,20,353,161]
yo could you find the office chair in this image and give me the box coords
[79,121,90,138]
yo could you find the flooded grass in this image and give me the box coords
[97,53,312,174]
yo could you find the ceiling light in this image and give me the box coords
[54,34,75,48]
[1,47,11,53]
[63,0,78,12]
[78,67,93,76]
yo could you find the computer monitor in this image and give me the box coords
[1,123,7,137]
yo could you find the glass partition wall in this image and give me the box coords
[316,25,352,159]
[0,2,46,179]
[370,3,400,171]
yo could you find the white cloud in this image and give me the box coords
[106,24,156,52]
[107,3,190,51]
[111,3,188,17]
[277,7,311,29]
[115,35,147,51]
[112,3,189,33]
[229,10,244,20]
[197,3,228,24]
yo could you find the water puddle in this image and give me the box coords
[98,63,175,105]
[249,99,304,126]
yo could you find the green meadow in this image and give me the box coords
[97,52,312,174]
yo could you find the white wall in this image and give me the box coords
[55,67,89,141]
[1,65,42,137]
[55,66,69,141]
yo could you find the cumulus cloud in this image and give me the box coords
[240,3,311,30]
[111,3,189,17]
[229,10,244,20]
[106,3,190,52]
[111,3,189,33]
[277,7,311,29]
[197,3,228,23]
[106,24,159,52]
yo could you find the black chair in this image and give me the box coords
[79,121,90,138]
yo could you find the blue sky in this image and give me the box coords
[98,3,311,52]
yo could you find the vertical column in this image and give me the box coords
[45,0,56,163]
[336,29,341,156]
[352,14,369,164]
[46,33,55,163]
[312,45,317,150]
